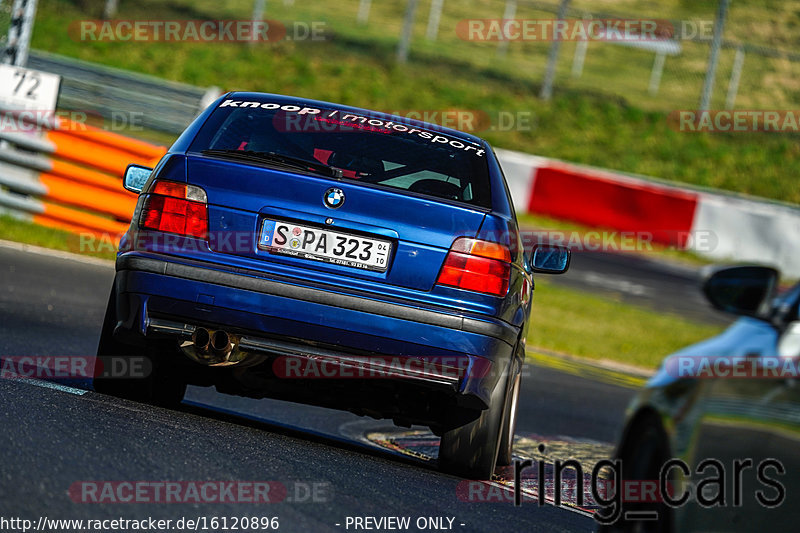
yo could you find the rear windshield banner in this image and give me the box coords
[218,99,486,157]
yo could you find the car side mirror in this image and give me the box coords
[778,321,800,359]
[529,244,571,274]
[702,265,779,316]
[123,164,153,193]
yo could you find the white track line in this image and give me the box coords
[5,377,87,395]
[0,238,114,268]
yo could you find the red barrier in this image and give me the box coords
[528,165,699,248]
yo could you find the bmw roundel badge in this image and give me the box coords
[324,187,345,209]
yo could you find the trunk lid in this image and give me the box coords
[187,155,487,291]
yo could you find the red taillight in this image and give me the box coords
[436,238,512,297]
[140,180,208,239]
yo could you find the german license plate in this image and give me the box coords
[258,219,392,272]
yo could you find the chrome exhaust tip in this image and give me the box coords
[192,327,211,355]
[210,330,233,358]
[179,326,260,367]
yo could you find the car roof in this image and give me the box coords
[226,91,489,147]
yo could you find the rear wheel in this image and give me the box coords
[93,289,186,408]
[496,372,521,466]
[439,372,509,479]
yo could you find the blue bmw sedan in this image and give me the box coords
[96,92,569,479]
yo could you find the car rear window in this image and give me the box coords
[188,98,492,208]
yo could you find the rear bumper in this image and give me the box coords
[113,253,519,408]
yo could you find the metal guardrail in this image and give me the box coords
[27,50,220,135]
[0,50,214,237]
[0,109,166,235]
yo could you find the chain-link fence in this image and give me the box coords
[4,0,798,115]
[192,0,798,114]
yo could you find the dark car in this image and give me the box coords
[603,265,800,531]
[95,92,570,479]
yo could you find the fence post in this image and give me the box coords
[250,0,266,47]
[571,13,591,78]
[496,0,517,57]
[725,44,745,109]
[540,0,571,100]
[648,51,666,95]
[2,0,38,66]
[102,0,118,19]
[397,0,419,64]
[198,87,222,115]
[571,39,588,78]
[426,0,444,41]
[699,0,730,110]
[357,0,371,25]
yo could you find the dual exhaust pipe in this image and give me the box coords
[176,326,264,367]
[192,327,233,359]
[183,327,238,366]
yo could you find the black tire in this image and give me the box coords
[439,372,509,479]
[496,372,521,466]
[93,288,186,408]
[601,417,673,533]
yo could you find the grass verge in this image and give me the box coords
[527,278,723,369]
[0,215,117,261]
[30,0,800,204]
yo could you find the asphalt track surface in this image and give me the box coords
[552,249,731,325]
[0,242,718,531]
